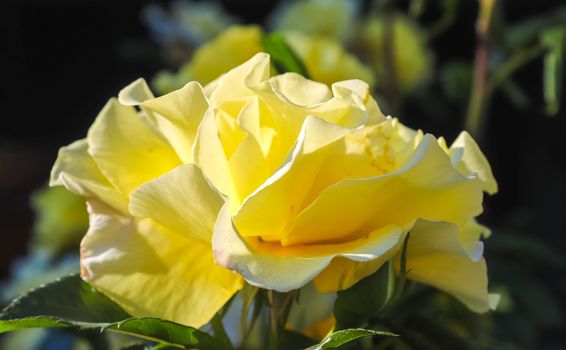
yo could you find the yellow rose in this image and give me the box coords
[359,14,433,93]
[51,54,497,329]
[153,25,374,94]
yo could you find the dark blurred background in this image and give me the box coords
[0,0,564,283]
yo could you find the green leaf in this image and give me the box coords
[0,274,227,350]
[305,328,397,350]
[0,273,130,325]
[541,26,565,116]
[120,344,178,350]
[109,318,225,350]
[261,33,310,78]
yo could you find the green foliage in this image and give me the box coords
[542,27,565,116]
[440,62,473,105]
[261,33,310,78]
[0,273,130,325]
[306,328,397,350]
[108,319,225,350]
[0,274,227,350]
[506,6,566,48]
[120,344,178,350]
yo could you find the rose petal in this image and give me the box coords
[81,200,243,327]
[129,163,224,244]
[233,116,350,241]
[50,139,127,214]
[449,131,498,194]
[119,79,209,163]
[87,98,181,196]
[213,203,401,292]
[397,219,495,312]
[289,134,484,245]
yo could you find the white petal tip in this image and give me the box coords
[488,293,501,311]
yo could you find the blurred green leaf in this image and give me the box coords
[440,62,473,104]
[261,33,310,78]
[428,0,459,40]
[541,27,565,116]
[305,328,397,350]
[488,230,566,268]
[401,315,475,350]
[487,44,547,99]
[508,274,563,328]
[500,79,530,109]
[506,7,566,48]
[0,274,227,350]
[409,0,426,18]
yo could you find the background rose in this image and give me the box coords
[268,0,361,44]
[50,53,497,330]
[153,25,374,94]
[358,13,433,93]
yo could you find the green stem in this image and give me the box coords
[383,2,400,116]
[211,313,234,350]
[465,0,496,141]
[468,43,546,140]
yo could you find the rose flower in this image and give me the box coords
[51,53,497,329]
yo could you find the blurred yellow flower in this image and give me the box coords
[269,0,361,43]
[30,185,88,255]
[359,14,433,93]
[153,25,374,94]
[51,54,497,329]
